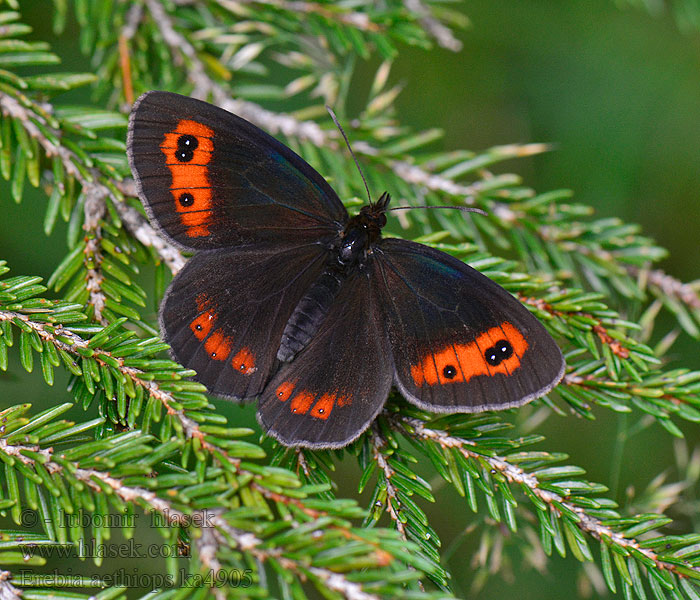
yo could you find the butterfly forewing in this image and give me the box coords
[373,239,565,412]
[127,91,347,250]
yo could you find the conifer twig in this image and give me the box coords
[0,435,388,600]
[140,0,540,217]
[212,518,382,600]
[83,184,108,324]
[143,0,331,144]
[235,0,383,32]
[0,435,225,583]
[121,2,144,39]
[0,306,356,518]
[395,414,700,581]
[520,293,631,358]
[0,91,120,317]
[628,265,700,311]
[371,428,407,539]
[0,88,184,275]
[403,0,463,51]
[115,200,186,274]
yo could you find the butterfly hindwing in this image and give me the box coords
[161,241,329,400]
[257,271,393,449]
[127,91,347,250]
[373,239,565,412]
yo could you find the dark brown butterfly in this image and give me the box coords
[127,91,565,448]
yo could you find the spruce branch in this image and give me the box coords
[389,411,700,594]
[402,0,463,51]
[141,0,337,144]
[0,83,183,276]
[113,199,186,274]
[364,426,440,590]
[0,404,441,599]
[519,291,633,353]
[0,304,195,429]
[0,264,444,590]
[0,12,184,300]
[628,264,700,338]
[370,427,408,539]
[237,0,385,33]
[82,185,108,324]
[137,0,539,209]
[632,266,700,311]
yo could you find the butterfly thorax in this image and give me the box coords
[276,193,390,363]
[339,192,389,263]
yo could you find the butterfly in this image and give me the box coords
[127,91,565,449]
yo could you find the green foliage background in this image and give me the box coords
[1,1,700,599]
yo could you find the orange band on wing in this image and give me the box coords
[290,391,315,415]
[309,394,335,420]
[275,381,295,401]
[232,347,256,375]
[277,389,350,420]
[160,119,215,237]
[410,322,528,387]
[204,329,233,361]
[190,293,217,340]
[190,311,216,340]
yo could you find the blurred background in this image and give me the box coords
[2,1,700,598]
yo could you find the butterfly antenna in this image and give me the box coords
[326,106,372,206]
[388,205,488,215]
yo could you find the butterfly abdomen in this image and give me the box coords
[277,269,345,361]
[277,218,378,363]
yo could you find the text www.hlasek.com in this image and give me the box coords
[20,538,189,559]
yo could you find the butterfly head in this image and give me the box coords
[357,191,390,232]
[360,190,390,226]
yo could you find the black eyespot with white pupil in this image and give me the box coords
[176,134,198,162]
[179,192,194,207]
[485,340,513,366]
[442,365,457,379]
